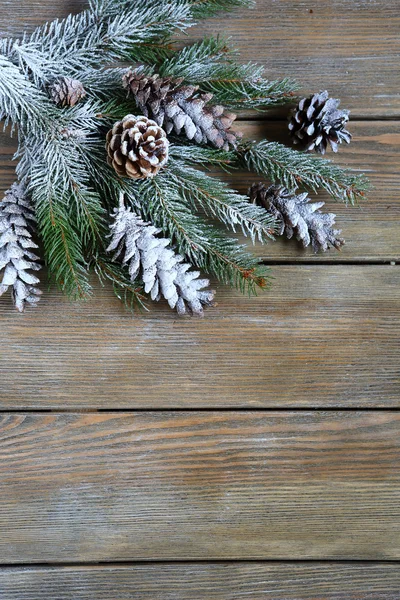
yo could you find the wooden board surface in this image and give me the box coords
[1,563,400,599]
[1,0,399,117]
[0,265,398,408]
[0,411,400,562]
[1,0,400,595]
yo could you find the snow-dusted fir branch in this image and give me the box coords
[239,140,370,204]
[187,0,255,18]
[132,177,270,295]
[0,55,56,132]
[154,37,298,109]
[2,3,194,88]
[107,195,216,315]
[1,1,253,89]
[167,158,277,242]
[0,183,42,311]
[15,104,108,299]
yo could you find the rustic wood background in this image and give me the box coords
[0,0,399,597]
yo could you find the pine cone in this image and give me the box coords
[50,77,87,107]
[106,115,169,179]
[107,196,215,316]
[288,91,351,154]
[123,69,239,150]
[0,183,42,311]
[249,183,345,253]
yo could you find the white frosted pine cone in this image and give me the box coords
[0,183,42,311]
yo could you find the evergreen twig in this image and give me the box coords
[155,37,298,110]
[128,176,270,295]
[239,139,370,204]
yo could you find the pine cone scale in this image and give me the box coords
[50,77,86,108]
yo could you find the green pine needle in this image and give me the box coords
[239,140,370,204]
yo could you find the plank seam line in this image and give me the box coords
[0,407,400,414]
[2,559,400,569]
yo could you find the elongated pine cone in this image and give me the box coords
[288,90,351,154]
[106,115,169,179]
[249,183,345,253]
[0,183,42,311]
[107,197,215,316]
[50,76,86,107]
[123,69,239,150]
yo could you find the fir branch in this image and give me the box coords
[196,64,297,110]
[33,183,91,300]
[157,36,234,79]
[4,2,194,86]
[93,253,147,311]
[166,158,277,242]
[238,139,370,204]
[169,143,235,169]
[129,177,270,295]
[0,55,55,132]
[156,37,298,110]
[16,104,107,299]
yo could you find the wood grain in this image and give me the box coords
[1,563,400,599]
[1,0,399,586]
[0,265,398,408]
[0,0,398,117]
[0,411,399,562]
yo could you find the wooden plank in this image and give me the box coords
[0,411,400,562]
[1,0,398,117]
[0,265,398,408]
[1,121,399,262]
[1,563,400,599]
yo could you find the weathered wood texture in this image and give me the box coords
[0,265,398,408]
[1,120,399,263]
[0,411,400,562]
[1,0,400,592]
[1,563,400,599]
[0,0,399,117]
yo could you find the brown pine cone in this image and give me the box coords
[106,115,169,179]
[50,77,86,108]
[123,69,239,150]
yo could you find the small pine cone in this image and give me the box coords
[106,115,169,179]
[249,183,345,253]
[50,77,87,107]
[0,183,42,311]
[123,69,239,150]
[107,196,215,316]
[288,90,351,154]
